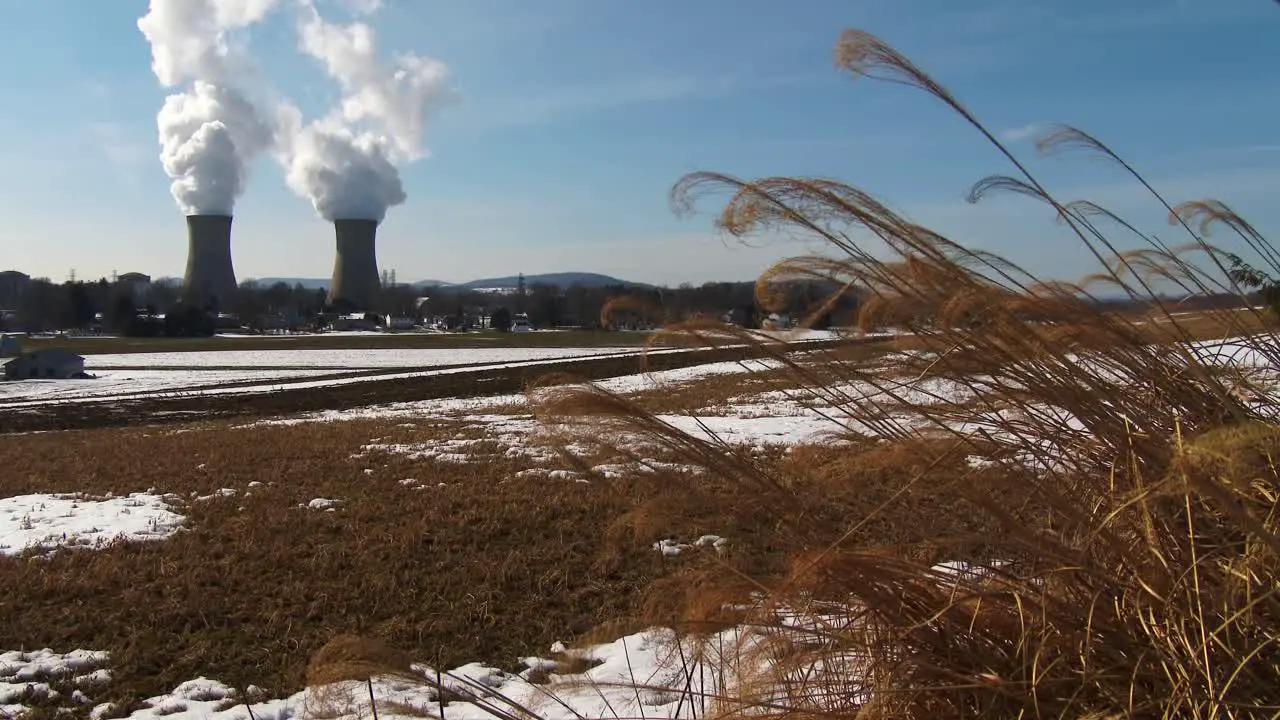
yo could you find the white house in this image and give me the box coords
[3,348,87,380]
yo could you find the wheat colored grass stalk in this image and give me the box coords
[534,26,1280,720]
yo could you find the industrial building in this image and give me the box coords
[118,272,153,299]
[329,219,381,310]
[183,215,237,308]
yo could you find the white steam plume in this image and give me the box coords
[138,0,278,216]
[277,111,405,222]
[278,1,449,222]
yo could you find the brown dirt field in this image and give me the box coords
[0,418,679,712]
[2,320,1251,715]
[0,386,1038,715]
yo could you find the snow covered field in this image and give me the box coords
[264,335,1280,479]
[0,347,639,405]
[0,369,340,403]
[0,332,849,407]
[247,357,838,482]
[85,347,635,370]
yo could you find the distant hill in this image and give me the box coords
[246,277,321,289]
[248,278,451,289]
[455,272,643,290]
[243,273,641,291]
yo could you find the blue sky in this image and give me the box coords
[0,0,1277,286]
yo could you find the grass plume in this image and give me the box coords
[535,27,1280,720]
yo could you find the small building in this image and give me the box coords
[384,315,418,331]
[118,272,153,299]
[0,334,20,358]
[762,313,794,331]
[215,312,242,331]
[331,313,380,332]
[3,348,87,380]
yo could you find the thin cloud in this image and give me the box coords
[89,122,150,174]
[460,73,834,130]
[343,0,383,14]
[999,123,1044,143]
[85,80,112,99]
[465,76,724,129]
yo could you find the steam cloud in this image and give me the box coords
[138,0,276,216]
[277,1,449,222]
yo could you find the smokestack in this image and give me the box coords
[182,214,237,308]
[329,219,381,309]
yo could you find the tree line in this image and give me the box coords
[0,275,856,336]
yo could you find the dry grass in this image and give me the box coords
[0,368,1056,718]
[0,418,675,713]
[531,27,1280,720]
[306,635,420,687]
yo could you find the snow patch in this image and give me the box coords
[0,493,185,556]
[653,534,728,557]
[0,649,110,718]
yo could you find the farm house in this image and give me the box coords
[2,348,87,380]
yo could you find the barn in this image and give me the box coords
[2,348,87,380]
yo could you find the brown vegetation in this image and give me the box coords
[0,418,672,712]
[532,28,1280,720]
[0,358,1061,717]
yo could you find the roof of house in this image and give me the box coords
[3,347,85,366]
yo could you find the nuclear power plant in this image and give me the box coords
[328,219,382,309]
[182,214,238,308]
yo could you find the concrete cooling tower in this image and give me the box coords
[182,214,238,308]
[329,219,382,309]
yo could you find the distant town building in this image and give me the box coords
[384,315,417,331]
[3,348,87,380]
[118,272,153,299]
[331,313,379,332]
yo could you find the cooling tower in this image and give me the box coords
[329,218,381,309]
[182,214,237,308]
